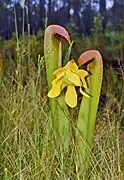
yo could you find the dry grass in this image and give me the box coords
[0,45,123,179]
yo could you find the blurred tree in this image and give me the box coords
[0,0,14,39]
[81,0,94,35]
[14,2,23,36]
[112,0,117,30]
[25,0,33,34]
[72,0,82,32]
[99,0,107,30]
[109,0,124,31]
[0,0,123,39]
[39,0,45,28]
[48,0,54,24]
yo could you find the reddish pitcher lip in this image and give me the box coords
[47,25,71,44]
[78,50,102,66]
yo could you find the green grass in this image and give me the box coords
[0,42,123,179]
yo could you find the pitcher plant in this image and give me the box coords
[44,25,103,177]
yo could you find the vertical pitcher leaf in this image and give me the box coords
[76,50,103,176]
[44,25,70,151]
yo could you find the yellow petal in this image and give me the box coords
[65,59,78,71]
[81,78,88,89]
[65,86,77,108]
[61,82,67,90]
[77,70,89,88]
[52,72,65,84]
[66,71,81,86]
[53,67,66,76]
[48,80,63,98]
[80,87,90,98]
[78,69,89,78]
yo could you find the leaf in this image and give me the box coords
[63,41,73,66]
[44,25,71,151]
[76,50,103,176]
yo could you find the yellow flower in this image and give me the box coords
[48,60,89,108]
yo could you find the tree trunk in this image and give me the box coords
[99,0,107,30]
[39,0,45,28]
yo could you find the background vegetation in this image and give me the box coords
[0,0,124,179]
